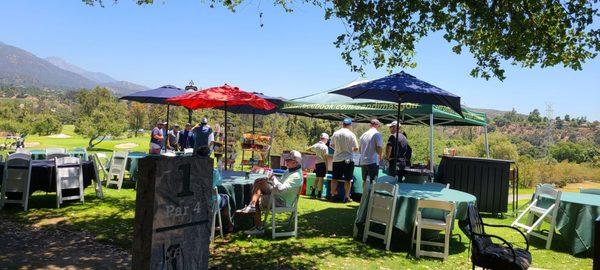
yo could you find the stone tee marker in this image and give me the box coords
[133,155,213,270]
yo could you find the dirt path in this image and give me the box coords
[0,219,131,270]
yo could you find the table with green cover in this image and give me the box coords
[539,192,600,255]
[304,168,387,197]
[126,152,148,181]
[354,183,476,244]
[216,171,265,211]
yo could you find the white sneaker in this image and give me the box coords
[239,204,256,214]
[244,227,264,236]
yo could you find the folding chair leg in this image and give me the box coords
[271,208,276,239]
[210,210,217,242]
[416,226,422,258]
[218,209,224,238]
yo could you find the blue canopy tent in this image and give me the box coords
[120,85,186,150]
[332,72,464,173]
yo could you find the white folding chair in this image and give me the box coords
[363,182,398,250]
[46,153,69,160]
[512,184,561,249]
[15,148,31,154]
[376,175,398,185]
[55,157,84,208]
[88,155,104,199]
[411,199,455,260]
[211,187,224,242]
[106,151,129,190]
[0,153,32,211]
[45,148,66,156]
[263,186,301,239]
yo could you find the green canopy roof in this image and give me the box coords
[280,91,487,126]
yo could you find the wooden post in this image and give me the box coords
[132,155,213,270]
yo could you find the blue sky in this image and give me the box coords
[1,1,599,120]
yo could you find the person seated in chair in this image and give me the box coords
[240,150,304,236]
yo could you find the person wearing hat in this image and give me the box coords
[191,117,214,157]
[148,121,165,154]
[358,119,384,193]
[166,124,181,151]
[330,118,359,203]
[307,133,330,199]
[241,150,304,235]
[385,121,409,177]
[178,123,194,150]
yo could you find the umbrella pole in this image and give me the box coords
[429,113,434,175]
[165,105,170,151]
[395,97,401,180]
[188,109,193,124]
[251,111,256,165]
[224,102,228,170]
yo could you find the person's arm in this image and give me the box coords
[375,134,384,163]
[352,134,359,152]
[152,129,163,140]
[208,131,215,147]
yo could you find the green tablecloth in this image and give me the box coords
[539,192,600,255]
[126,152,148,181]
[355,183,476,238]
[217,171,264,211]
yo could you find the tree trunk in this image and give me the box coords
[87,135,107,150]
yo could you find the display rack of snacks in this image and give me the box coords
[240,132,271,167]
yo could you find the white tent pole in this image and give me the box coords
[429,113,434,173]
[484,125,490,158]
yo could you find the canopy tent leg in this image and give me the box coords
[429,113,434,177]
[484,126,490,158]
[251,111,256,165]
[394,96,402,180]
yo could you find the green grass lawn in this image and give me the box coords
[0,130,595,269]
[1,186,593,270]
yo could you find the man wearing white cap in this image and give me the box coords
[359,119,384,193]
[330,118,359,203]
[242,150,304,235]
[307,133,330,199]
[385,121,409,177]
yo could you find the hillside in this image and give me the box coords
[0,43,96,90]
[0,42,148,95]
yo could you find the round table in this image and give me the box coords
[216,171,265,211]
[355,183,476,244]
[539,192,600,255]
[0,160,95,194]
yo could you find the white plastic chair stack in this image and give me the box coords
[55,157,84,208]
[0,153,33,211]
[88,155,104,199]
[363,182,398,250]
[263,186,301,239]
[106,151,129,190]
[210,187,223,242]
[411,199,455,260]
[511,184,562,249]
[45,148,66,157]
[46,153,69,160]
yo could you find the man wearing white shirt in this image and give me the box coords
[358,119,384,193]
[307,133,330,199]
[330,118,358,203]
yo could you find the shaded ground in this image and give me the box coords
[0,218,131,270]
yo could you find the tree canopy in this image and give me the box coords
[83,0,600,80]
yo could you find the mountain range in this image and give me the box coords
[0,41,148,95]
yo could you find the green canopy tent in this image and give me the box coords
[281,90,490,171]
